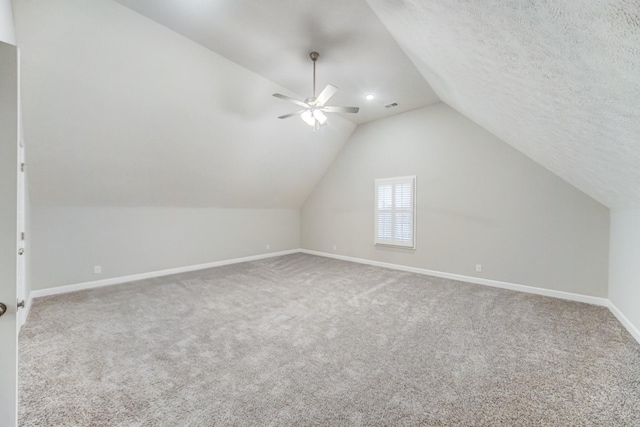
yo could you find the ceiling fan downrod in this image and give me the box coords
[310,51,319,99]
[271,51,359,129]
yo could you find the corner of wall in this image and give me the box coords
[0,0,16,45]
[608,208,640,344]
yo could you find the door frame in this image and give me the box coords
[0,39,20,427]
[17,99,26,327]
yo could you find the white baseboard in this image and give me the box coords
[607,300,640,344]
[25,248,639,346]
[300,249,609,307]
[301,250,640,345]
[29,249,300,300]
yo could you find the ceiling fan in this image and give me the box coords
[273,52,359,131]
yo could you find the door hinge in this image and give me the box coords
[20,163,25,172]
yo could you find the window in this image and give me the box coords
[374,176,416,248]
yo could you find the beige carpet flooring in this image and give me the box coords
[19,253,640,426]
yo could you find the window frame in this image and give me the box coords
[374,175,416,249]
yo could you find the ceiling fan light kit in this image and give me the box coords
[273,52,359,131]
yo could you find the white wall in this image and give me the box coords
[302,103,610,297]
[14,0,355,208]
[367,0,640,209]
[14,0,340,296]
[31,207,299,290]
[0,0,15,45]
[609,209,640,338]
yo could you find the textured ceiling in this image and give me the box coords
[14,0,356,208]
[15,0,640,209]
[367,0,640,208]
[110,0,440,125]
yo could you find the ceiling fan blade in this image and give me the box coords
[278,109,307,119]
[273,93,309,108]
[315,85,338,106]
[320,106,360,114]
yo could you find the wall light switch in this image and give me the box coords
[333,245,337,251]
[266,244,270,250]
[475,264,482,272]
[94,265,102,274]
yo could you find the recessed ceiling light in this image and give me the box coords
[365,94,375,100]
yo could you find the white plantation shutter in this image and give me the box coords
[374,176,416,248]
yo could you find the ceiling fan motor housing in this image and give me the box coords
[272,50,359,128]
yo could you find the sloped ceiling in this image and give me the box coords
[14,0,357,208]
[111,0,440,125]
[16,0,640,209]
[367,0,640,208]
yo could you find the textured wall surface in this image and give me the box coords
[367,0,640,208]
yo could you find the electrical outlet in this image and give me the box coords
[266,244,270,250]
[475,264,482,273]
[94,265,102,274]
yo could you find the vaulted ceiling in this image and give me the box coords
[367,0,640,208]
[14,0,359,208]
[111,0,440,125]
[14,0,640,209]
